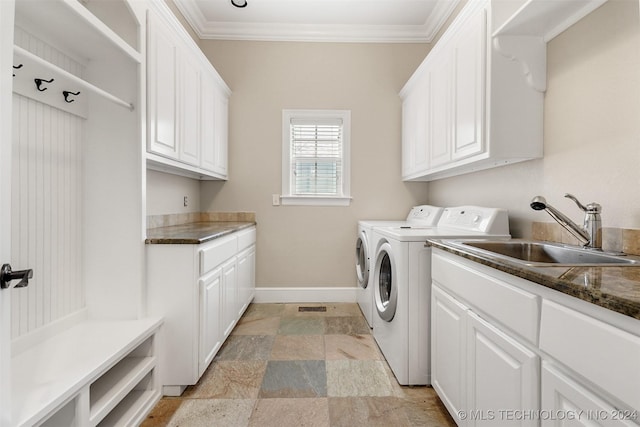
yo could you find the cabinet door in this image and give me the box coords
[431,285,468,425]
[429,48,452,168]
[541,362,637,427]
[147,11,179,159]
[237,246,256,317]
[212,83,229,177]
[466,311,539,426]
[178,48,201,166]
[452,7,486,161]
[199,267,222,377]
[402,73,430,178]
[200,74,216,172]
[221,258,237,338]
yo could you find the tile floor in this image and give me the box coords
[141,303,456,427]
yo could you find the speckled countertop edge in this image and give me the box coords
[429,239,640,320]
[145,221,256,244]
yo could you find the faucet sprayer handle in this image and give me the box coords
[564,193,601,214]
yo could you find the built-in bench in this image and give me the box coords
[12,317,163,427]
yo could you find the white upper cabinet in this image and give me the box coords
[451,7,486,162]
[146,3,230,180]
[401,72,429,177]
[147,12,179,159]
[400,0,607,181]
[178,45,202,166]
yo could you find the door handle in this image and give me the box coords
[0,264,33,289]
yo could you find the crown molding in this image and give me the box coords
[173,0,461,43]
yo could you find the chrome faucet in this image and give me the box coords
[530,193,602,249]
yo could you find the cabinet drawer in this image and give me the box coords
[237,227,256,251]
[199,234,237,275]
[432,251,540,344]
[540,300,640,411]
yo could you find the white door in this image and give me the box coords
[0,1,14,424]
[452,6,486,161]
[431,285,468,426]
[466,311,539,427]
[199,267,222,377]
[222,257,237,338]
[541,361,636,427]
[147,10,179,159]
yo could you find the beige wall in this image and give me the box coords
[198,41,431,287]
[428,0,640,239]
[146,170,201,215]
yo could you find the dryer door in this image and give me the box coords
[374,242,397,321]
[355,231,369,289]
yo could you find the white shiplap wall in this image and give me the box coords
[11,29,84,339]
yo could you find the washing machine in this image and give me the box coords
[371,206,510,385]
[356,205,444,328]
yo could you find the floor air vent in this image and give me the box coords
[298,306,327,312]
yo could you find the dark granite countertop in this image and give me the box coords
[429,239,640,320]
[145,221,256,244]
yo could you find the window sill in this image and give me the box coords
[280,196,352,207]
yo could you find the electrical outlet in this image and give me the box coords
[184,196,188,207]
[272,194,280,206]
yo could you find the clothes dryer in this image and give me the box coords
[371,206,510,385]
[356,205,443,328]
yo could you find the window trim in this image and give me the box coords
[281,109,351,206]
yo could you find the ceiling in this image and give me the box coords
[173,0,462,43]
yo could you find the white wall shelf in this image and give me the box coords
[493,0,607,42]
[14,0,141,64]
[13,45,134,116]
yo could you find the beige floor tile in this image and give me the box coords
[324,316,370,335]
[277,317,325,335]
[141,397,183,427]
[270,335,325,360]
[167,399,255,427]
[249,398,330,427]
[327,360,394,397]
[242,303,286,320]
[183,361,267,399]
[324,334,382,360]
[232,315,281,335]
[328,397,411,427]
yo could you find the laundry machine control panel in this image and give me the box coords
[437,206,509,235]
[405,205,444,226]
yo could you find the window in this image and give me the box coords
[281,110,351,206]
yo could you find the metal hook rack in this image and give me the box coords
[63,90,81,103]
[34,77,55,91]
[14,46,134,112]
[13,63,23,76]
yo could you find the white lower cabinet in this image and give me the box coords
[222,257,239,338]
[237,246,256,318]
[432,285,468,419]
[432,248,640,427]
[431,281,539,427]
[466,311,539,427]
[198,267,223,378]
[541,362,637,427]
[147,226,256,395]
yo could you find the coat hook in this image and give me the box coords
[63,90,80,103]
[34,78,54,92]
[13,64,23,77]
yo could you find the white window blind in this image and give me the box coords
[290,118,343,196]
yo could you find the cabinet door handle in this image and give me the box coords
[0,264,33,289]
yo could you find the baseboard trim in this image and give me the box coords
[254,286,357,303]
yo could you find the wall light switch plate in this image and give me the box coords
[272,194,280,206]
